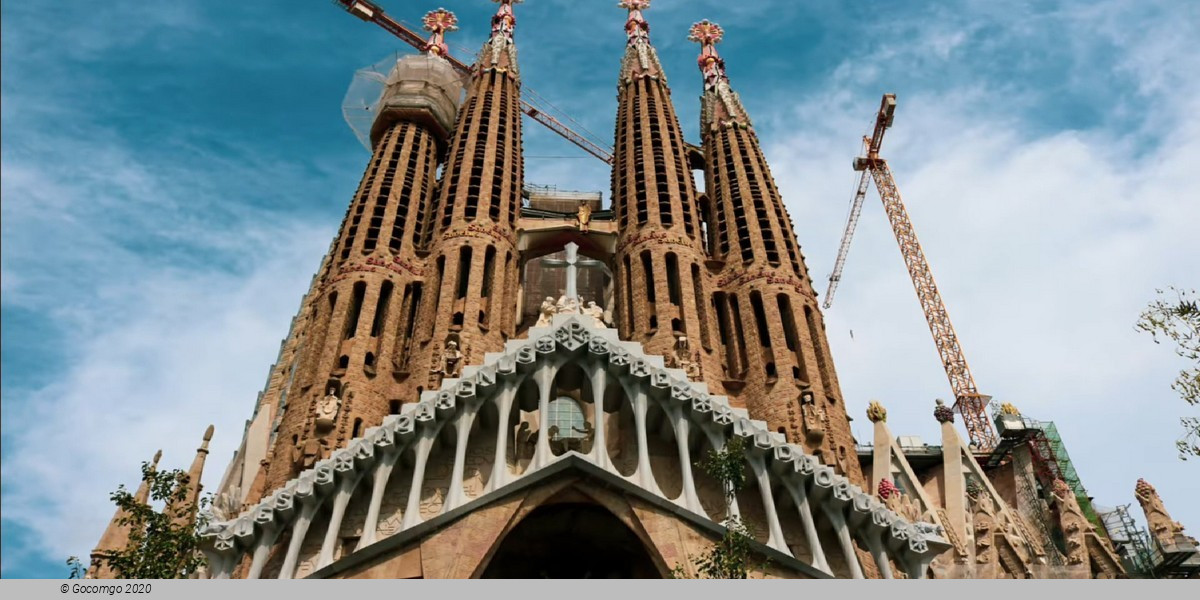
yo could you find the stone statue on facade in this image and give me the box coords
[556,294,579,315]
[576,202,592,233]
[315,386,341,431]
[442,340,464,378]
[582,300,605,327]
[799,388,826,447]
[536,296,557,327]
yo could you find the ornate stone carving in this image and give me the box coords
[575,202,592,232]
[315,386,341,431]
[799,388,827,447]
[866,401,887,424]
[1050,478,1088,565]
[1135,478,1189,548]
[933,398,955,424]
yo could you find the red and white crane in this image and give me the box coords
[824,94,999,451]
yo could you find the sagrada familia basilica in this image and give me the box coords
[88,0,1197,579]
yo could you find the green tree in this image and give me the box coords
[673,436,766,579]
[70,461,211,578]
[1137,286,1200,459]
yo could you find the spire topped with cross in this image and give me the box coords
[617,0,666,82]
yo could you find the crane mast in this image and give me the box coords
[836,94,999,450]
[334,0,615,164]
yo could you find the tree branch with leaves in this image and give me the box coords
[68,461,211,579]
[1137,286,1200,459]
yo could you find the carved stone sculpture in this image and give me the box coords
[315,386,341,431]
[582,300,605,327]
[800,388,826,447]
[576,202,592,233]
[1135,478,1189,548]
[442,340,464,378]
[866,401,887,423]
[536,296,557,327]
[1050,478,1088,565]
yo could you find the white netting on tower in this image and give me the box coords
[342,52,403,151]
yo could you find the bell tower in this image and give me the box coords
[263,9,464,492]
[413,0,525,388]
[690,21,862,482]
[610,1,722,386]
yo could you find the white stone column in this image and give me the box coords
[485,381,518,493]
[531,364,556,470]
[588,361,610,472]
[822,504,864,579]
[783,480,829,574]
[400,422,444,531]
[279,500,320,580]
[246,522,283,579]
[672,414,702,514]
[443,400,481,513]
[317,474,360,569]
[748,454,791,556]
[357,451,400,550]
[630,385,661,495]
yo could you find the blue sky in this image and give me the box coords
[2,0,1197,579]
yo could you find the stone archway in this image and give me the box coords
[479,503,662,578]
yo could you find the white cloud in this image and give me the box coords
[762,0,1200,536]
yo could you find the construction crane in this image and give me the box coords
[825,94,999,450]
[334,0,615,164]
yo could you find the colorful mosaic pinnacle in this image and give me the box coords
[491,0,520,40]
[620,0,651,45]
[421,8,458,56]
[688,19,725,46]
[689,20,727,90]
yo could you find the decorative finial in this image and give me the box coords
[489,0,521,41]
[866,401,888,423]
[153,449,163,465]
[878,478,898,500]
[1135,478,1155,496]
[619,0,652,46]
[934,398,955,424]
[689,20,728,91]
[999,402,1021,416]
[421,8,458,57]
[966,477,984,500]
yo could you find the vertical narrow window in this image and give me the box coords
[370,281,394,338]
[344,282,367,340]
[750,292,770,348]
[805,305,831,395]
[352,418,363,438]
[623,255,635,332]
[481,247,496,298]
[714,292,733,374]
[665,253,681,306]
[778,294,807,381]
[426,257,446,339]
[692,264,710,348]
[389,400,402,415]
[640,251,656,304]
[456,246,473,300]
[729,294,749,374]
[405,283,423,341]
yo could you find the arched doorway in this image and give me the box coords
[480,503,662,578]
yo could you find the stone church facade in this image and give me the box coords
[88,0,1196,580]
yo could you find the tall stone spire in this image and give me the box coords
[87,449,161,578]
[169,425,214,528]
[690,21,861,483]
[611,1,720,381]
[263,9,465,493]
[415,0,525,386]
